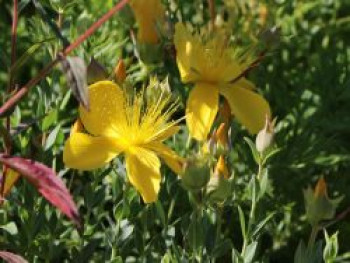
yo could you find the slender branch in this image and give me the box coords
[0,0,130,117]
[208,0,216,29]
[230,50,267,85]
[8,0,18,92]
[322,205,350,229]
[1,0,18,197]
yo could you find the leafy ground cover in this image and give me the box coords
[0,0,350,262]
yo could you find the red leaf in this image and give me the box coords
[0,251,28,263]
[0,154,80,226]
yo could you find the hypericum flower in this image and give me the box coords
[63,81,183,203]
[174,23,271,141]
[129,0,165,44]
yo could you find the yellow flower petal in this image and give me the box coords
[151,125,181,142]
[174,23,248,83]
[236,78,256,90]
[220,84,271,134]
[3,169,20,196]
[146,142,184,175]
[174,23,203,82]
[80,81,124,137]
[186,83,219,141]
[130,0,165,44]
[125,148,161,203]
[63,132,122,170]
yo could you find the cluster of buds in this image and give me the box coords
[182,112,232,203]
[303,177,342,226]
[206,155,231,203]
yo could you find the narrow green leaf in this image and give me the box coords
[155,200,167,227]
[237,205,246,240]
[44,125,61,150]
[243,242,258,263]
[10,39,53,75]
[243,137,260,164]
[252,212,276,238]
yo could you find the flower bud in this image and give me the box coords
[255,115,276,153]
[202,122,231,156]
[207,156,231,203]
[303,177,343,226]
[87,57,108,85]
[70,119,84,135]
[218,99,232,124]
[146,77,172,106]
[215,123,229,152]
[130,0,165,44]
[114,59,127,83]
[181,158,210,192]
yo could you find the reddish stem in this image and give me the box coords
[2,0,18,197]
[9,0,18,91]
[0,0,129,117]
[230,50,267,85]
[208,0,216,29]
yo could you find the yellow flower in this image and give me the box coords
[174,23,271,141]
[63,81,183,203]
[129,0,165,44]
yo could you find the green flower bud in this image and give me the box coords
[181,158,210,192]
[207,156,231,203]
[138,43,163,64]
[255,116,276,153]
[303,177,343,226]
[146,77,171,106]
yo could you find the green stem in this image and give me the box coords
[257,161,263,180]
[213,207,223,263]
[242,165,260,256]
[308,225,319,249]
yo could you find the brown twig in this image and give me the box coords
[322,205,350,229]
[0,0,130,117]
[229,50,267,85]
[208,0,216,29]
[8,0,18,92]
[1,0,18,197]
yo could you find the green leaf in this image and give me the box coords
[261,147,282,165]
[252,212,276,238]
[244,137,260,164]
[0,222,18,235]
[10,39,54,75]
[59,89,72,111]
[243,241,258,263]
[41,109,57,131]
[155,200,167,227]
[44,125,61,150]
[237,205,246,240]
[232,248,244,263]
